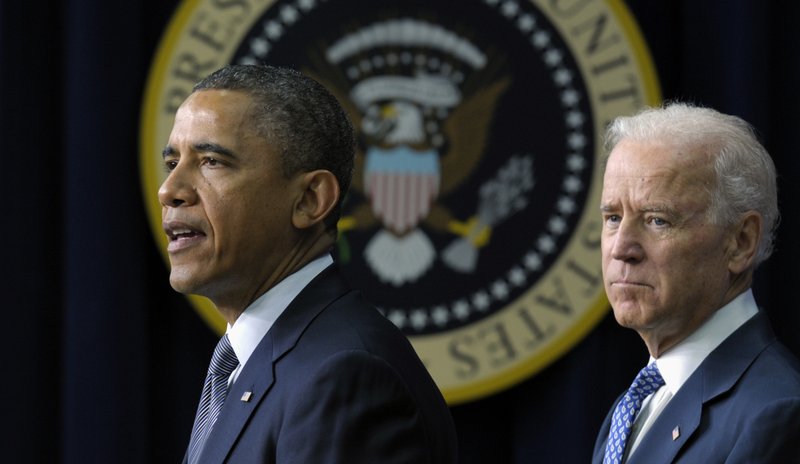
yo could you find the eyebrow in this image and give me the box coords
[161,142,239,160]
[599,203,678,216]
[193,142,239,160]
[640,205,677,216]
[599,203,618,213]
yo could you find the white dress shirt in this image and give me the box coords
[624,289,759,461]
[224,254,333,386]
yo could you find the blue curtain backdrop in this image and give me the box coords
[2,1,798,462]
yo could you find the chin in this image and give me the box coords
[611,301,646,329]
[168,267,204,295]
[169,276,196,295]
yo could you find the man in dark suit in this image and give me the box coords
[159,64,457,463]
[592,103,800,463]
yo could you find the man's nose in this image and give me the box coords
[610,219,644,263]
[158,163,197,208]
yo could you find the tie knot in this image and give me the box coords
[208,334,239,377]
[628,362,665,398]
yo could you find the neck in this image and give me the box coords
[643,273,752,358]
[214,230,334,325]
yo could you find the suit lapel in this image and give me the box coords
[592,394,620,464]
[200,334,275,463]
[627,311,775,463]
[626,374,702,463]
[197,266,352,463]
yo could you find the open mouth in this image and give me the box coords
[167,227,204,241]
[163,222,206,252]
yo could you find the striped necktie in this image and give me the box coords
[187,334,239,464]
[603,362,665,464]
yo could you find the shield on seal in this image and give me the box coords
[363,146,440,236]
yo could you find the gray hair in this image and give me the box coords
[604,102,779,267]
[193,64,355,233]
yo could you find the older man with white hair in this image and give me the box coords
[592,103,800,464]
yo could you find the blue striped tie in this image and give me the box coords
[187,334,239,464]
[603,362,665,464]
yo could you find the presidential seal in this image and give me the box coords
[140,0,660,404]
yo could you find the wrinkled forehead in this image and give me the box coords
[603,138,716,200]
[607,138,714,175]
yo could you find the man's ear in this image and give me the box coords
[292,170,340,230]
[727,211,762,274]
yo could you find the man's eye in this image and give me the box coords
[164,160,178,172]
[204,157,220,167]
[649,217,668,226]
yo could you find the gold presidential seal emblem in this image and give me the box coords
[141,0,660,404]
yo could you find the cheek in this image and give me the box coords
[652,247,720,302]
[203,193,249,250]
[600,239,614,271]
[226,193,290,242]
[206,183,259,226]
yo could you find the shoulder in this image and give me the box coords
[302,289,416,354]
[274,287,436,391]
[675,341,800,462]
[704,310,800,401]
[740,339,800,396]
[702,338,800,427]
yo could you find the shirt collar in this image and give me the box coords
[652,288,758,395]
[226,254,333,369]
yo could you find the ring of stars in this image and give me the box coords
[236,0,591,333]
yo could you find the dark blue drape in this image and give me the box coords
[60,0,150,461]
[2,1,798,462]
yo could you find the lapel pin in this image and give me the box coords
[672,426,680,441]
[241,391,253,402]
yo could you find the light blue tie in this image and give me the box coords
[187,334,239,464]
[603,362,665,464]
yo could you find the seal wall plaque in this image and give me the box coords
[141,0,660,404]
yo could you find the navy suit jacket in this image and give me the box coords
[593,310,800,463]
[185,266,458,463]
